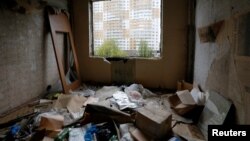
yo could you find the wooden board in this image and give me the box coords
[48,12,81,94]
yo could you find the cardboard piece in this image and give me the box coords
[135,107,172,139]
[167,94,196,115]
[174,81,206,116]
[197,91,233,139]
[129,127,149,141]
[83,104,133,124]
[42,136,54,141]
[173,122,205,141]
[39,115,64,131]
[176,90,196,105]
[169,84,206,116]
[177,80,193,91]
[45,130,61,138]
[83,97,99,106]
[53,95,87,113]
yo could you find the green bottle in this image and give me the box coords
[55,128,70,141]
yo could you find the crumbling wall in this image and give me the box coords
[0,0,68,114]
[194,0,250,124]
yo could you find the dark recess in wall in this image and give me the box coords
[186,0,196,83]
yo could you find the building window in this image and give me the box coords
[89,0,162,58]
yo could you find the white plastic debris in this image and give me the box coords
[69,128,85,141]
[190,88,206,105]
[168,136,181,141]
[111,91,137,110]
[124,83,155,98]
[127,91,144,106]
[124,84,143,94]
[120,124,134,141]
[70,108,85,120]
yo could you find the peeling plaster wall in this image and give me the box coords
[194,0,250,124]
[0,0,68,114]
[73,0,188,89]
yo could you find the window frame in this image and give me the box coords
[88,0,164,60]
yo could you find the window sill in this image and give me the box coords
[89,55,162,62]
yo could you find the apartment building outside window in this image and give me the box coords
[90,0,162,58]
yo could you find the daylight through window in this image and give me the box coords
[90,0,162,58]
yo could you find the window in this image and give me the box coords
[89,0,162,58]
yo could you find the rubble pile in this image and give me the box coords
[0,81,233,141]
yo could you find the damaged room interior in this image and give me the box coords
[0,0,250,140]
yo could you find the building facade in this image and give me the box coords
[92,0,161,56]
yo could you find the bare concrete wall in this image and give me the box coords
[73,0,188,89]
[194,0,250,124]
[0,9,61,114]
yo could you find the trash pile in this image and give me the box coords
[0,81,234,141]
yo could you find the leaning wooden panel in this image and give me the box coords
[48,13,81,94]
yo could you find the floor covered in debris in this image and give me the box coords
[0,82,233,141]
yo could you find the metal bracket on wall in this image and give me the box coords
[48,12,81,94]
